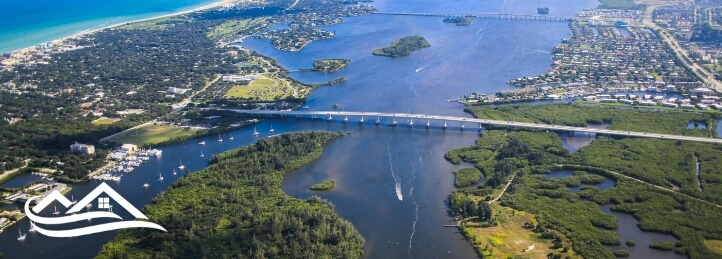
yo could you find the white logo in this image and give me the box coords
[24,182,166,237]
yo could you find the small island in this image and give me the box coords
[301,59,351,72]
[443,17,474,26]
[372,36,431,57]
[537,7,550,14]
[310,180,336,190]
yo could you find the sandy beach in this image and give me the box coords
[5,0,239,55]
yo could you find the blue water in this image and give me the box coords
[0,0,218,54]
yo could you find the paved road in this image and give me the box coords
[643,3,722,91]
[224,109,722,144]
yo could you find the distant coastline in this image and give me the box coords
[0,0,236,55]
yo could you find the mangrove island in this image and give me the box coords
[372,35,430,57]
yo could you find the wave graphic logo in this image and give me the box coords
[24,182,166,237]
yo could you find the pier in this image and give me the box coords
[379,12,573,22]
[224,109,722,144]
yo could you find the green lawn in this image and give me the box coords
[224,75,291,100]
[91,117,120,125]
[207,18,267,39]
[106,124,199,146]
[598,0,640,9]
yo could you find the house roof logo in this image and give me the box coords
[24,182,166,237]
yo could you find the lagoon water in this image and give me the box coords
[0,0,686,258]
[0,0,217,54]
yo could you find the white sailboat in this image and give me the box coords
[158,171,163,181]
[178,159,185,170]
[253,127,259,136]
[71,194,77,204]
[269,125,275,132]
[17,229,26,241]
[143,183,150,188]
[199,140,206,145]
[229,133,234,140]
[29,222,35,232]
[200,151,204,158]
[52,206,60,215]
[217,134,223,142]
[173,169,177,175]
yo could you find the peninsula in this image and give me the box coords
[372,36,431,57]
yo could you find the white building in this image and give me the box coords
[167,87,190,94]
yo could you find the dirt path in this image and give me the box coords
[489,174,516,203]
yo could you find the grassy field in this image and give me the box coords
[705,240,722,254]
[106,124,199,146]
[465,203,578,258]
[117,17,182,31]
[207,18,267,39]
[224,74,291,100]
[598,0,640,9]
[91,117,120,125]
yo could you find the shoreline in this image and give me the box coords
[2,0,238,55]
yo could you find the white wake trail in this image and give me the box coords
[386,141,403,201]
[408,162,419,257]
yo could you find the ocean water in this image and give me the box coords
[0,0,218,54]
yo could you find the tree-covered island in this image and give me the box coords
[537,7,550,14]
[300,59,351,72]
[443,17,474,26]
[310,180,336,190]
[372,36,431,57]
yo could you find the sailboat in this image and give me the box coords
[217,134,223,142]
[52,206,60,215]
[178,159,185,170]
[173,169,177,175]
[158,171,163,181]
[229,133,234,140]
[71,195,77,204]
[253,127,259,136]
[200,151,204,158]
[198,140,206,145]
[29,222,35,232]
[269,125,275,132]
[17,229,26,241]
[143,183,149,188]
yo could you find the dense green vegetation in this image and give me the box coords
[304,59,351,72]
[466,103,718,137]
[537,7,550,14]
[372,36,430,57]
[310,180,336,190]
[97,131,365,258]
[650,241,677,251]
[691,23,722,42]
[443,17,474,26]
[446,103,722,258]
[454,168,483,187]
[613,249,630,257]
[626,240,636,246]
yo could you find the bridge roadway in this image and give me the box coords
[378,12,573,22]
[226,110,722,144]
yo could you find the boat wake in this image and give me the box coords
[386,141,403,201]
[408,162,419,257]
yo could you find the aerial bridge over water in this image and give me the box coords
[378,12,573,22]
[224,109,722,144]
